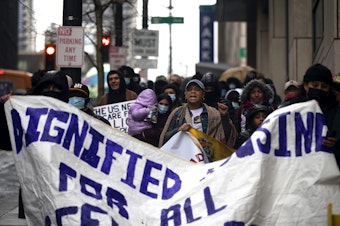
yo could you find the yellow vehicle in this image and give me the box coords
[0,69,32,95]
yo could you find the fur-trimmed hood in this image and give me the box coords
[240,79,273,104]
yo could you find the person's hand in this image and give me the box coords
[217,102,228,116]
[178,123,191,132]
[0,91,13,103]
[323,136,336,148]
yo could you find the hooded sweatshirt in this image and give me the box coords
[236,79,274,133]
[127,89,157,136]
[98,70,137,106]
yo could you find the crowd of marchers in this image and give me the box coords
[1,64,340,166]
[1,63,340,219]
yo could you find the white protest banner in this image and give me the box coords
[161,131,208,164]
[93,100,134,133]
[4,97,340,225]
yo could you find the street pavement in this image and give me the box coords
[0,150,27,226]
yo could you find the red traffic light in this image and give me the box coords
[45,45,56,56]
[102,37,111,47]
[45,44,56,70]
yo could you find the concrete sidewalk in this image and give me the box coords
[0,197,27,226]
[0,150,27,226]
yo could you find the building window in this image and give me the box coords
[312,0,324,54]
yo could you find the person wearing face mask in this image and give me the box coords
[162,83,182,110]
[224,88,243,125]
[69,83,110,125]
[16,70,70,219]
[142,93,173,147]
[292,63,340,169]
[201,73,238,147]
[201,72,221,109]
[119,65,145,95]
[225,77,242,91]
[31,70,69,102]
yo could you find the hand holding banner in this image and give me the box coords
[4,97,340,225]
[93,100,134,133]
[188,127,235,162]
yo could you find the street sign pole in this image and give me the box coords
[61,0,82,83]
[169,0,173,75]
[150,1,184,75]
[141,0,149,79]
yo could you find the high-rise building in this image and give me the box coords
[18,0,36,53]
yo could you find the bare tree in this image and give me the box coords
[82,0,135,101]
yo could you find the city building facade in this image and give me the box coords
[215,0,340,97]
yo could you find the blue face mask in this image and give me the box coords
[168,93,176,102]
[268,98,274,104]
[124,78,131,85]
[69,97,86,109]
[231,102,240,109]
[158,104,169,114]
[229,84,236,90]
[221,89,227,98]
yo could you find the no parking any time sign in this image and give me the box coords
[56,26,84,67]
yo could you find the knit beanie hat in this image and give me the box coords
[32,70,69,102]
[303,63,333,85]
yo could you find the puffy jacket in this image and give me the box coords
[127,89,157,136]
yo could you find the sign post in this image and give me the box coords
[56,26,84,68]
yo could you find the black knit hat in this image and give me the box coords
[32,70,69,102]
[303,63,333,85]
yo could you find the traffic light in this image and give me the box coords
[101,36,111,63]
[45,44,56,70]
